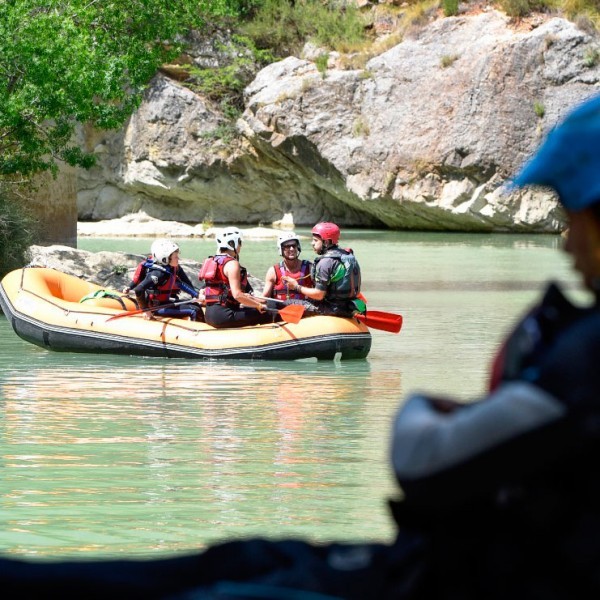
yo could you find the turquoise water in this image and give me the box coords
[0,231,583,558]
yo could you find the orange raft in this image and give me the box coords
[0,268,372,360]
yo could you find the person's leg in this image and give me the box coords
[229,307,279,327]
[205,305,278,328]
[154,304,204,321]
[204,304,235,327]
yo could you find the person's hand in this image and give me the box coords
[122,287,131,295]
[143,311,155,320]
[197,290,205,303]
[281,276,300,292]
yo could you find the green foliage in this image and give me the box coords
[240,0,368,58]
[112,265,128,276]
[315,53,330,78]
[0,188,37,279]
[443,0,460,16]
[213,0,265,18]
[187,35,273,116]
[440,54,460,68]
[0,0,237,180]
[499,0,533,17]
[534,100,546,118]
[201,121,241,144]
[584,47,600,67]
[352,116,370,137]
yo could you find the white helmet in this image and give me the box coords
[277,232,301,256]
[216,227,243,251]
[151,239,179,265]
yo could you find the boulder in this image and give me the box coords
[25,245,264,292]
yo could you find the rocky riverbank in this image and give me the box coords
[77,211,291,240]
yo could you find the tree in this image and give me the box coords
[0,0,249,179]
[0,0,256,278]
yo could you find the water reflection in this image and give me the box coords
[0,358,402,555]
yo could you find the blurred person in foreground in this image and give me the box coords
[4,96,600,599]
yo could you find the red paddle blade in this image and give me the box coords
[278,304,305,324]
[355,311,403,333]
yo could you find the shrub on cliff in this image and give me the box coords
[241,0,368,58]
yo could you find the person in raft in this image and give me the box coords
[122,239,204,321]
[200,226,276,329]
[262,232,313,301]
[281,221,365,317]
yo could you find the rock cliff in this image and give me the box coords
[78,11,600,232]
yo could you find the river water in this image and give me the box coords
[0,231,583,559]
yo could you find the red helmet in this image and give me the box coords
[311,222,340,245]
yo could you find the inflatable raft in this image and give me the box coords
[0,268,372,360]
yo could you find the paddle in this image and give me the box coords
[255,295,402,333]
[354,310,403,334]
[106,300,196,322]
[266,304,304,324]
[106,300,304,324]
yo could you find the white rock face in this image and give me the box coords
[78,12,599,232]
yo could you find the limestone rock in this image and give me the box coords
[78,12,600,232]
[26,245,264,292]
[78,212,205,238]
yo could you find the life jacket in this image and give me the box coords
[149,269,178,305]
[311,247,361,301]
[131,256,154,287]
[201,255,250,308]
[272,260,313,301]
[132,257,179,305]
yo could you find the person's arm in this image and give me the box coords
[176,267,202,300]
[392,383,566,485]
[262,266,277,298]
[390,383,567,513]
[224,260,266,311]
[289,281,325,301]
[282,260,330,301]
[131,271,165,312]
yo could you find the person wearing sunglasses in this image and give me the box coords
[262,232,313,301]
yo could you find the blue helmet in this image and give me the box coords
[513,94,600,211]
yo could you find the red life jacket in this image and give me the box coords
[272,260,313,301]
[201,255,249,308]
[131,256,154,286]
[132,257,179,305]
[149,269,179,305]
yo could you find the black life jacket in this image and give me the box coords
[311,247,361,300]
